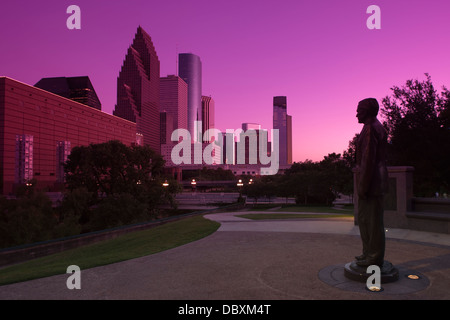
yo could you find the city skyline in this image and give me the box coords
[1,1,450,162]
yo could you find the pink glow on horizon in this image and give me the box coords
[1,0,450,162]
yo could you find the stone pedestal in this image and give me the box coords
[344,260,399,283]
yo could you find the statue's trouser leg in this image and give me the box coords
[357,195,385,265]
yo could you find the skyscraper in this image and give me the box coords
[178,53,202,142]
[114,26,160,152]
[35,76,102,110]
[160,75,188,142]
[287,114,292,164]
[160,111,174,145]
[273,96,292,166]
[237,123,271,165]
[201,95,215,142]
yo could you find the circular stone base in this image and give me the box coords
[344,260,399,283]
[319,263,430,295]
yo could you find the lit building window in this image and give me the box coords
[15,134,34,184]
[136,133,144,146]
[56,141,71,183]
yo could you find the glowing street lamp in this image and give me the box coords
[162,180,169,187]
[236,179,244,203]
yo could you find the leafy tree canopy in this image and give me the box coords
[380,74,450,196]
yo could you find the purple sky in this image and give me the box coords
[2,0,450,162]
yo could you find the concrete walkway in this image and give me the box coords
[205,211,450,247]
[1,211,450,300]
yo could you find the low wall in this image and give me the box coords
[0,203,244,268]
[353,166,450,234]
[412,197,450,214]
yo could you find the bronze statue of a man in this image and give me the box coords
[355,98,388,267]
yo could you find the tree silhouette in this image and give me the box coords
[380,74,450,196]
[63,140,179,231]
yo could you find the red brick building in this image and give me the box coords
[0,77,138,195]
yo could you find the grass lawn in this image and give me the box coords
[275,206,353,214]
[236,213,354,220]
[0,215,220,286]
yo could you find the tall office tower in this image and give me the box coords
[287,114,292,164]
[201,96,215,142]
[178,53,202,142]
[114,26,160,152]
[242,123,261,131]
[273,96,292,165]
[221,131,236,165]
[237,123,271,165]
[35,76,102,110]
[160,75,188,142]
[160,111,174,145]
[238,123,261,165]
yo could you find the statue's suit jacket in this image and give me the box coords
[356,118,389,198]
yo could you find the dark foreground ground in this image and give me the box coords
[1,211,449,300]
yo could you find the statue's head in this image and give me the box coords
[357,98,379,123]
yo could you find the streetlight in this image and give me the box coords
[237,179,244,203]
[162,180,169,187]
[191,179,197,192]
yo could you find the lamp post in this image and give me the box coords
[237,179,244,203]
[191,179,197,192]
[162,180,169,188]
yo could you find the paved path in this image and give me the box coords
[1,211,450,300]
[206,211,450,247]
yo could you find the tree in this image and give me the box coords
[319,153,353,199]
[380,74,450,196]
[63,140,178,231]
[343,134,358,170]
[65,140,165,199]
[0,189,57,247]
[243,180,265,204]
[282,160,336,205]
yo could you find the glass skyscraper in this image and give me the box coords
[178,53,202,142]
[273,96,292,165]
